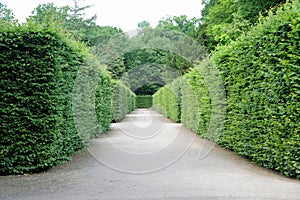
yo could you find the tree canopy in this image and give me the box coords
[199,0,286,51]
[29,3,122,47]
[0,2,15,22]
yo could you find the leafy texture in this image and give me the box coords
[0,22,112,175]
[153,65,211,126]
[200,0,285,51]
[111,81,136,122]
[135,96,153,108]
[213,0,300,178]
[181,67,211,135]
[95,70,112,132]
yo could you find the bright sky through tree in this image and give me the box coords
[1,0,203,31]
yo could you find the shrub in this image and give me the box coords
[181,67,211,135]
[135,95,152,108]
[0,22,89,174]
[0,22,113,175]
[153,63,212,129]
[95,68,112,133]
[213,0,300,178]
[152,78,181,123]
[111,80,136,122]
[73,55,112,142]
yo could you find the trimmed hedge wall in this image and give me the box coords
[135,95,152,108]
[0,23,113,175]
[95,69,112,133]
[181,67,211,135]
[73,55,112,143]
[0,23,84,174]
[212,0,300,178]
[153,1,300,179]
[153,66,211,129]
[152,79,181,122]
[111,80,136,122]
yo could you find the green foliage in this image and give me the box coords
[200,0,285,51]
[134,83,161,95]
[213,0,300,178]
[162,53,193,75]
[137,20,151,32]
[0,22,90,175]
[124,49,166,72]
[181,67,211,135]
[95,69,112,133]
[30,3,122,47]
[135,96,153,108]
[134,26,205,74]
[153,62,212,130]
[201,0,219,18]
[0,2,15,22]
[94,33,131,79]
[96,24,205,83]
[111,81,136,122]
[158,15,200,36]
[122,63,168,96]
[72,54,113,143]
[152,79,181,123]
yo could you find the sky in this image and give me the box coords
[1,0,204,32]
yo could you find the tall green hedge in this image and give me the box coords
[213,0,300,178]
[0,22,113,175]
[153,65,212,130]
[111,80,136,122]
[95,69,112,132]
[151,0,299,179]
[0,23,83,174]
[152,79,181,123]
[181,67,211,135]
[135,95,153,108]
[72,55,112,143]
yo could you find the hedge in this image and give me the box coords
[152,79,181,122]
[0,22,112,175]
[73,55,112,142]
[111,80,136,122]
[135,95,152,108]
[153,1,299,179]
[95,69,112,132]
[153,62,213,131]
[213,0,300,178]
[181,67,212,135]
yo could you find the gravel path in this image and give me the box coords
[1,109,299,200]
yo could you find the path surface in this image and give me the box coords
[1,109,299,200]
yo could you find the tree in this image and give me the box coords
[200,0,219,18]
[0,2,15,22]
[93,32,131,79]
[158,15,200,36]
[30,3,122,47]
[137,20,151,32]
[94,17,206,95]
[200,0,286,51]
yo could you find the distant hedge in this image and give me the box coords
[0,22,112,175]
[95,69,112,133]
[213,0,300,178]
[181,67,211,136]
[135,95,152,108]
[111,81,136,122]
[153,65,211,129]
[73,55,112,142]
[152,80,181,122]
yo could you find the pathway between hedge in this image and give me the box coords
[1,109,299,200]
